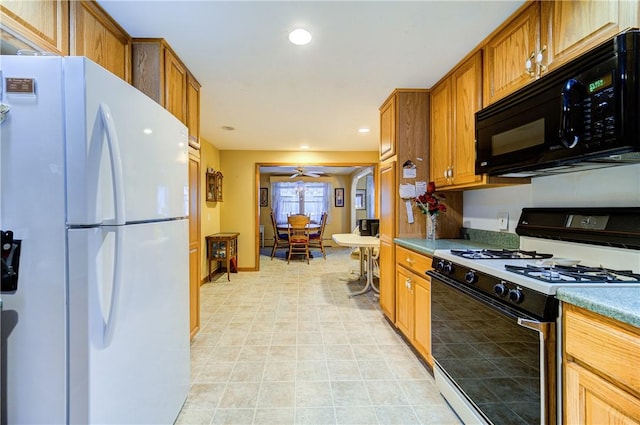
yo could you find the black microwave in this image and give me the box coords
[476,30,640,177]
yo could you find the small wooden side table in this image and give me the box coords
[205,232,239,281]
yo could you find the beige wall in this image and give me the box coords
[199,139,221,279]
[219,150,378,270]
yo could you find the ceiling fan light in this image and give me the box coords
[289,28,312,46]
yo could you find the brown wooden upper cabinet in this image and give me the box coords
[70,0,131,83]
[483,0,639,107]
[430,52,490,189]
[132,38,200,148]
[0,0,69,55]
[186,73,201,149]
[379,96,396,161]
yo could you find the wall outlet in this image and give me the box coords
[497,212,509,231]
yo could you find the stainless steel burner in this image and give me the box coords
[505,264,640,284]
[450,249,553,260]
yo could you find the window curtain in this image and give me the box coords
[272,181,329,224]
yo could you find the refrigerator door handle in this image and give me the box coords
[101,225,124,347]
[98,103,126,225]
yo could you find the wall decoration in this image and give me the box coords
[355,189,366,210]
[335,188,344,207]
[259,187,268,207]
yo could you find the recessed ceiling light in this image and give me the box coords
[300,145,310,150]
[289,28,312,46]
[358,128,370,133]
[221,125,235,131]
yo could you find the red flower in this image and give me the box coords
[414,181,446,216]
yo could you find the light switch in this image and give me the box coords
[497,212,509,231]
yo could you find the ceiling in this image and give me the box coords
[97,0,525,152]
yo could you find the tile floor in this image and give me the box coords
[176,247,461,425]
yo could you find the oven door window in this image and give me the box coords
[431,278,542,425]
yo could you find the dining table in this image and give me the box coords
[276,222,321,232]
[331,233,380,297]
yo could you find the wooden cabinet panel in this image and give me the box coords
[131,42,164,104]
[563,304,640,424]
[413,276,431,366]
[451,52,483,186]
[187,73,201,149]
[189,246,200,339]
[566,362,640,425]
[165,52,187,123]
[429,79,451,188]
[395,245,432,365]
[483,1,540,106]
[188,153,201,338]
[0,0,69,55]
[542,0,628,73]
[378,161,396,322]
[396,245,432,277]
[132,39,192,126]
[379,97,396,161]
[70,0,131,83]
[395,266,414,338]
[564,305,640,393]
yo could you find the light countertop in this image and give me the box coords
[394,238,508,257]
[557,287,640,328]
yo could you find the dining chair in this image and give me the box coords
[308,212,327,259]
[287,214,311,264]
[270,210,289,260]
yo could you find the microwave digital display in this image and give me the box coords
[588,72,613,94]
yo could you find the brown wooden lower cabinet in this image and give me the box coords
[395,245,433,366]
[563,303,640,424]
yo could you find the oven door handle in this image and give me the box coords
[517,317,554,340]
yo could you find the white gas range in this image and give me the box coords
[426,207,640,425]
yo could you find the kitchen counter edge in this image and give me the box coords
[557,287,640,328]
[393,238,508,257]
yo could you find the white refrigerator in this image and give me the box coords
[0,56,190,424]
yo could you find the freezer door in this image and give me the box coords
[67,220,190,424]
[64,57,189,226]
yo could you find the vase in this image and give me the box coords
[426,214,437,241]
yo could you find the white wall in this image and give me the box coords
[463,164,640,232]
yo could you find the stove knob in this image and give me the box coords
[443,262,454,274]
[435,260,445,271]
[465,271,477,284]
[508,288,524,304]
[494,282,508,297]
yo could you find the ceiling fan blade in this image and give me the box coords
[289,173,300,179]
[303,172,321,177]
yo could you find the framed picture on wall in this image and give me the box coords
[355,189,366,210]
[259,188,268,207]
[335,188,344,207]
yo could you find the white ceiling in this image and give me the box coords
[97,0,525,152]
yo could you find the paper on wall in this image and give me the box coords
[415,181,427,196]
[399,183,416,199]
[406,200,414,223]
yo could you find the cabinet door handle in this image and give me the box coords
[525,51,535,77]
[405,258,415,265]
[536,45,547,76]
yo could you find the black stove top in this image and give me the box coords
[504,264,640,284]
[450,248,553,260]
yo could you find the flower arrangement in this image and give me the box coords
[414,181,446,216]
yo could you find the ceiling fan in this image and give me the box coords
[289,166,324,178]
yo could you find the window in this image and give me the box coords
[272,181,329,224]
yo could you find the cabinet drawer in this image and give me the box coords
[564,304,640,395]
[396,245,432,276]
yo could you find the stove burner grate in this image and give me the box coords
[450,248,554,260]
[505,264,640,284]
